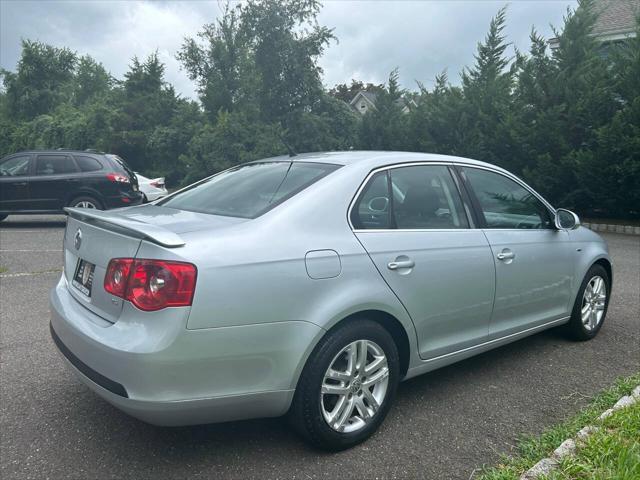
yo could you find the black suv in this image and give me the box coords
[0,150,143,220]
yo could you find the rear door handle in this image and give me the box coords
[387,259,415,270]
[496,249,516,261]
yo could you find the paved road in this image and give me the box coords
[1,215,638,480]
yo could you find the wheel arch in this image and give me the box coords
[593,257,612,286]
[292,308,412,393]
[65,188,105,208]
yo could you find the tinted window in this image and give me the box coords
[74,155,103,172]
[351,171,391,229]
[352,165,469,230]
[391,166,469,229]
[160,162,340,219]
[462,167,553,229]
[0,155,31,176]
[35,155,77,175]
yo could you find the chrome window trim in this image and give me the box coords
[348,160,557,233]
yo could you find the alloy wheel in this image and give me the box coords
[581,275,607,332]
[75,200,97,209]
[320,339,389,433]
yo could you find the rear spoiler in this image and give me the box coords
[64,208,186,248]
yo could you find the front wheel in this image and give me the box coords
[290,319,400,451]
[564,264,610,341]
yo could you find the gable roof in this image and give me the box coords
[349,91,378,107]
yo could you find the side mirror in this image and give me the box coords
[555,208,580,230]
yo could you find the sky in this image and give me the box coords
[0,0,577,99]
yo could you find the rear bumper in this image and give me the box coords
[49,275,322,426]
[103,191,144,209]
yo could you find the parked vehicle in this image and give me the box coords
[0,150,143,220]
[136,173,168,202]
[49,152,611,450]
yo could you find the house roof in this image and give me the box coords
[549,0,639,47]
[592,0,639,37]
[349,91,378,107]
[349,90,416,110]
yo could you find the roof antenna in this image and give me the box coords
[278,133,297,157]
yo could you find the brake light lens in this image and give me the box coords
[106,173,130,183]
[104,258,197,311]
[149,180,164,188]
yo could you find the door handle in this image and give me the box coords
[13,182,28,186]
[496,250,516,261]
[387,259,415,270]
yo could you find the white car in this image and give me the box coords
[135,173,168,202]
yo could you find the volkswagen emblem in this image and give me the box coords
[74,229,83,250]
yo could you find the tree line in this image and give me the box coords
[0,0,638,218]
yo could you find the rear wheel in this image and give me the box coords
[68,196,102,210]
[564,264,610,341]
[290,319,400,451]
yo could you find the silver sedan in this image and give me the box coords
[50,151,611,450]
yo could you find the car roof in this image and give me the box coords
[6,150,106,156]
[253,150,500,170]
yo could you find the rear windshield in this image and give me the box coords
[159,161,340,219]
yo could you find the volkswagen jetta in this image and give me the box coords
[50,151,611,450]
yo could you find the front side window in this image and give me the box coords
[35,155,78,175]
[160,162,340,219]
[462,167,553,229]
[351,165,469,230]
[0,155,31,176]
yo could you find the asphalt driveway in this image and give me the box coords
[1,215,638,479]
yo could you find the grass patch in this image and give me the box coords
[477,373,640,480]
[549,402,640,480]
[0,266,7,274]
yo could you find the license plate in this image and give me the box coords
[72,259,95,297]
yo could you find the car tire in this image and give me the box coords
[290,318,400,451]
[0,214,7,222]
[68,196,103,210]
[564,264,610,341]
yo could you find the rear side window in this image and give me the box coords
[350,171,391,229]
[160,162,340,219]
[351,165,469,230]
[0,155,31,176]
[35,155,78,175]
[74,155,103,172]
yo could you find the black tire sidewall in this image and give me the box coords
[568,264,610,340]
[292,319,400,451]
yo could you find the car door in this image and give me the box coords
[458,166,575,339]
[352,164,496,360]
[0,154,33,211]
[30,154,80,210]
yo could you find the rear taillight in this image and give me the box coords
[150,180,164,188]
[106,173,130,183]
[104,258,197,311]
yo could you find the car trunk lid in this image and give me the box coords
[63,205,245,322]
